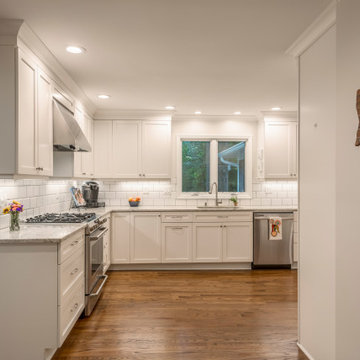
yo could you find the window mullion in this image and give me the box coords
[209,140,218,187]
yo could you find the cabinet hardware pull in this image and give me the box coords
[82,173,86,175]
[172,227,184,230]
[36,167,41,171]
[71,268,79,275]
[71,240,79,246]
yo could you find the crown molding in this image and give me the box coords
[172,114,259,121]
[94,109,173,120]
[0,19,23,45]
[285,1,336,58]
[261,111,297,119]
[0,19,96,116]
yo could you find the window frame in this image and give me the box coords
[176,135,252,199]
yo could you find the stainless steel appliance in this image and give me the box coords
[253,212,294,268]
[84,216,108,316]
[82,181,105,208]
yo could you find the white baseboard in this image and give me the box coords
[110,263,252,271]
[297,342,315,360]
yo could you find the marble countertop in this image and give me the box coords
[0,206,297,244]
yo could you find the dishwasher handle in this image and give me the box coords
[254,216,294,221]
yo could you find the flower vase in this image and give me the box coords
[10,212,20,231]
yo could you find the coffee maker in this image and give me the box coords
[81,181,105,208]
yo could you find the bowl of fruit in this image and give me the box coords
[128,197,141,207]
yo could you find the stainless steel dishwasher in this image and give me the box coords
[253,212,294,268]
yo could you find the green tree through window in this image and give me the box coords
[182,141,210,192]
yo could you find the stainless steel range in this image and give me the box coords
[25,212,108,316]
[84,216,108,316]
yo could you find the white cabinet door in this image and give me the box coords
[193,223,222,262]
[162,223,192,263]
[113,121,141,178]
[222,222,253,262]
[82,114,94,177]
[17,50,37,175]
[93,121,113,178]
[111,213,131,264]
[36,70,53,176]
[264,121,297,179]
[131,213,161,263]
[141,121,171,178]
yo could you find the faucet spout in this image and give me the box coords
[209,182,222,206]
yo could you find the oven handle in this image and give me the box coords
[89,227,108,241]
[89,275,108,297]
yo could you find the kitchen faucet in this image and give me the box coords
[209,182,222,206]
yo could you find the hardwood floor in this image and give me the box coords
[54,270,307,360]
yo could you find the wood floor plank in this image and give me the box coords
[53,270,307,360]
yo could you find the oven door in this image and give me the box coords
[86,227,107,294]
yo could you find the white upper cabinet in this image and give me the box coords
[17,51,37,175]
[264,121,298,179]
[17,50,53,176]
[37,70,53,176]
[112,121,141,178]
[74,110,94,178]
[93,120,113,178]
[141,120,171,178]
[93,119,171,179]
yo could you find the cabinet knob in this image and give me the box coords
[82,173,86,175]
[139,174,142,177]
[143,174,145,177]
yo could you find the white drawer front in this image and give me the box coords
[59,246,84,304]
[161,213,193,223]
[194,211,252,223]
[58,278,84,346]
[58,230,85,264]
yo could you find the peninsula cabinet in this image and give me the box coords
[264,120,298,179]
[93,119,171,179]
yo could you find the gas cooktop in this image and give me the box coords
[25,212,97,224]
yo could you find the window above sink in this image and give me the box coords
[176,135,252,200]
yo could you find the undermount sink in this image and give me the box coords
[196,205,239,210]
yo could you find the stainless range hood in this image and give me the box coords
[53,99,91,152]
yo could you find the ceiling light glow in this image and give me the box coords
[233,111,241,115]
[194,111,202,115]
[165,106,175,110]
[98,94,110,99]
[66,46,86,54]
[271,107,281,111]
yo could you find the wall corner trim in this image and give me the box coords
[285,1,336,58]
[297,342,316,360]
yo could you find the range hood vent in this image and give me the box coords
[53,99,91,152]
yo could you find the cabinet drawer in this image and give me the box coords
[59,246,84,304]
[58,278,84,346]
[161,212,193,223]
[58,230,84,264]
[193,211,252,223]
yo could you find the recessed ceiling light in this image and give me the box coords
[271,107,281,111]
[165,105,175,110]
[233,111,241,115]
[66,46,86,54]
[194,111,202,115]
[97,94,110,99]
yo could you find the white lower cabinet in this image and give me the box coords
[111,213,131,264]
[193,223,223,262]
[162,223,192,262]
[131,213,161,263]
[222,222,253,262]
[109,211,253,265]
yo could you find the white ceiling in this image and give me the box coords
[0,0,331,115]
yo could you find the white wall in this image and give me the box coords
[299,25,336,359]
[336,0,360,357]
